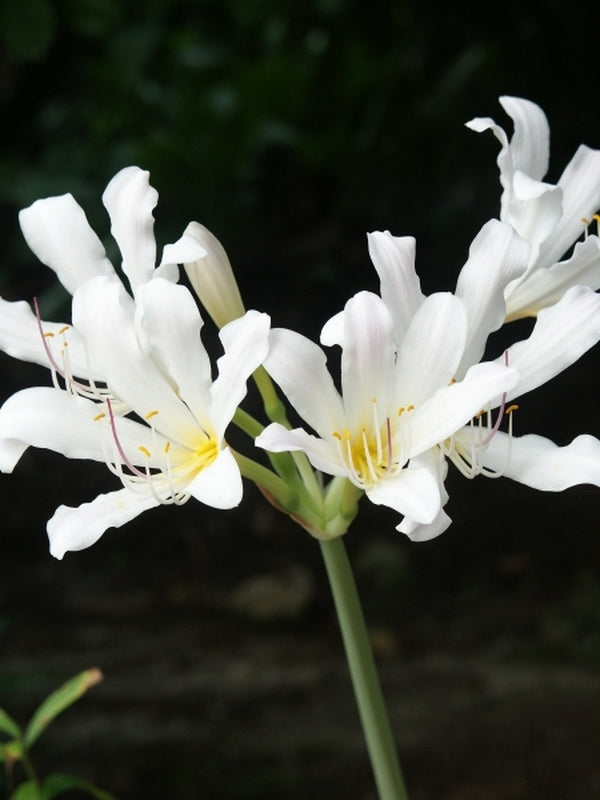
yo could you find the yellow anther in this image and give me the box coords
[332,431,342,441]
[164,442,171,454]
[449,377,457,385]
[58,326,69,335]
[476,409,485,419]
[93,412,106,422]
[594,214,600,223]
[506,404,519,414]
[138,446,152,458]
[44,331,54,338]
[145,410,159,420]
[582,217,591,226]
[371,397,377,403]
[407,404,414,412]
[397,407,405,415]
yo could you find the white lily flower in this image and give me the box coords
[1,166,207,381]
[256,289,518,535]
[0,276,270,558]
[466,96,600,319]
[364,223,600,540]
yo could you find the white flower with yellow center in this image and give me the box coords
[364,221,600,541]
[256,289,517,530]
[466,96,600,319]
[0,276,270,558]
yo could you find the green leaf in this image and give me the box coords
[23,669,103,750]
[42,774,118,800]
[10,779,42,800]
[0,706,21,739]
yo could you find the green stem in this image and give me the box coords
[251,366,323,500]
[319,537,409,800]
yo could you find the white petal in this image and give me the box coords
[397,508,452,542]
[365,466,440,524]
[255,423,345,477]
[497,96,550,181]
[506,171,562,252]
[134,279,214,427]
[102,166,158,292]
[320,309,344,347]
[18,194,114,294]
[0,297,91,376]
[461,429,600,490]
[183,222,246,328]
[395,292,467,406]
[0,387,110,471]
[341,291,396,432]
[466,97,549,195]
[48,489,159,559]
[159,232,206,268]
[536,144,600,270]
[73,276,200,443]
[263,328,345,440]
[397,440,450,540]
[501,284,600,401]
[186,446,243,509]
[211,310,271,439]
[408,362,518,457]
[367,231,424,340]
[0,386,161,472]
[155,231,207,283]
[455,219,529,374]
[505,236,600,319]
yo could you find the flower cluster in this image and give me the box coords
[2,97,600,557]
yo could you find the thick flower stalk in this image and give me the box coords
[0,276,270,558]
[466,96,600,319]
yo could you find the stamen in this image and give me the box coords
[33,296,113,404]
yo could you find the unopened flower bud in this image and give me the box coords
[184,222,246,328]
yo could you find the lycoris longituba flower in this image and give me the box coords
[256,287,518,536]
[0,276,270,558]
[258,215,600,542]
[466,96,600,320]
[361,221,600,540]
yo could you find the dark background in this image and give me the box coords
[1,1,600,798]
